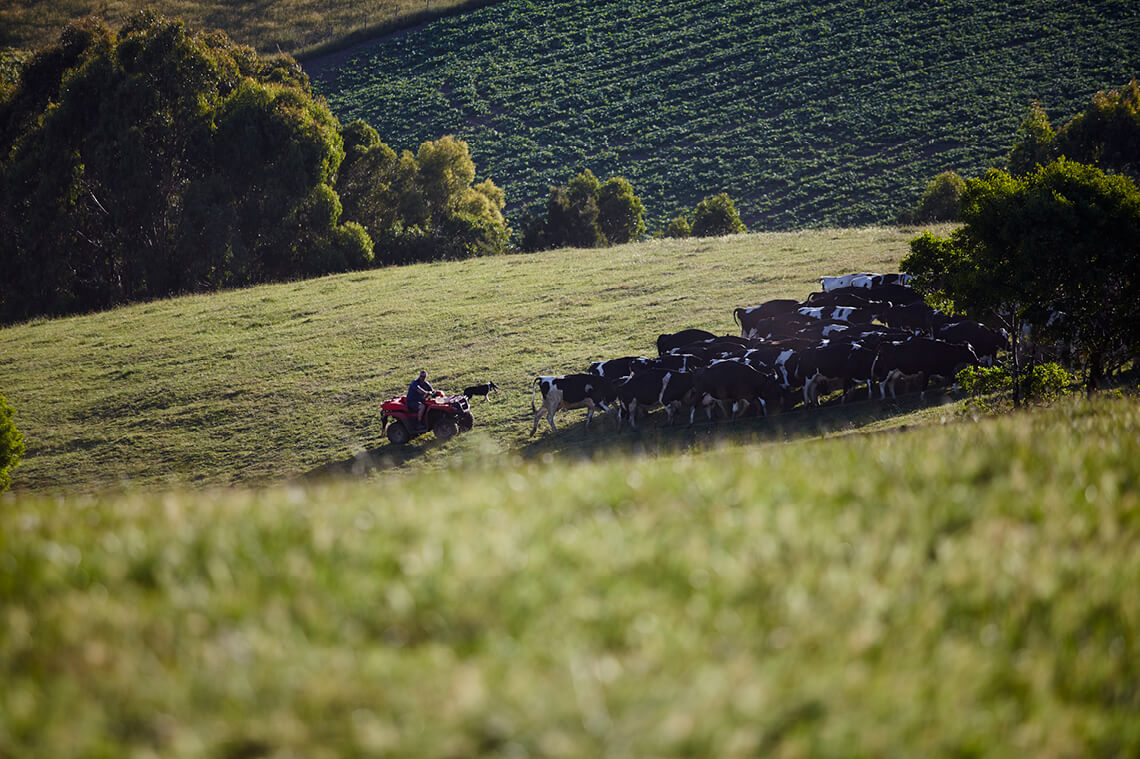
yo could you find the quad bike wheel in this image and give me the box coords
[457,412,474,432]
[432,418,459,441]
[386,419,411,444]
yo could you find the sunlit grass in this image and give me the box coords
[0,227,950,494]
[0,0,487,55]
[2,397,1138,756]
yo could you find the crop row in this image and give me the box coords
[309,0,1140,230]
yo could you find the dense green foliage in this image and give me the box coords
[1007,79,1140,180]
[690,192,746,237]
[0,14,372,324]
[2,397,1139,756]
[336,127,508,264]
[903,159,1140,397]
[0,393,23,491]
[309,0,1140,230]
[900,170,966,224]
[521,169,645,251]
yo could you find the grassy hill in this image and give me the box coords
[0,0,490,56]
[307,0,1140,231]
[4,230,1139,756]
[1,227,952,494]
[4,396,1139,756]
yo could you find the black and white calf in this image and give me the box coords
[530,374,618,436]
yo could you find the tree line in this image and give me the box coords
[902,79,1140,399]
[0,13,746,325]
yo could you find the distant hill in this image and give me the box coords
[306,0,1140,231]
[0,0,487,56]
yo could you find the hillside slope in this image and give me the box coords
[4,397,1139,756]
[1,227,944,493]
[307,0,1140,230]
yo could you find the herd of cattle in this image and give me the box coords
[529,272,1009,436]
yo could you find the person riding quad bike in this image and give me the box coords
[381,372,474,444]
[406,370,434,430]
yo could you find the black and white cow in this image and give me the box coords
[797,304,878,324]
[639,353,706,373]
[795,320,854,341]
[587,356,651,380]
[737,312,816,340]
[659,371,699,426]
[820,272,913,291]
[872,338,980,399]
[879,301,938,335]
[691,361,784,422]
[801,290,876,309]
[936,320,1008,366]
[657,329,717,356]
[787,342,880,405]
[733,299,801,335]
[614,369,670,430]
[530,374,618,436]
[668,336,753,362]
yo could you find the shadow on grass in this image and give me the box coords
[302,438,439,480]
[518,388,960,461]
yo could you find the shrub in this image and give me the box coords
[957,365,1012,396]
[690,193,746,237]
[0,394,25,492]
[1021,362,1077,403]
[911,170,966,222]
[663,215,691,238]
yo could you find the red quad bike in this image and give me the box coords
[381,391,474,444]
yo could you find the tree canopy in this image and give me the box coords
[902,159,1140,397]
[1007,79,1140,181]
[521,169,644,251]
[0,13,374,323]
[690,193,746,237]
[0,394,25,492]
[335,131,508,265]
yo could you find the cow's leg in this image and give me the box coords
[628,400,639,430]
[547,404,559,433]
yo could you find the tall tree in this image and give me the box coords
[1007,80,1140,182]
[902,159,1140,399]
[521,169,644,251]
[0,13,371,324]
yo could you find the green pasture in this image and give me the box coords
[309,0,1140,230]
[1,227,944,494]
[3,397,1138,756]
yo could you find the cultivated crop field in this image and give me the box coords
[4,398,1139,756]
[308,0,1140,230]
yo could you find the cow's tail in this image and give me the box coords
[530,376,541,413]
[733,307,744,327]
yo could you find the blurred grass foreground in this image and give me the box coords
[2,396,1139,757]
